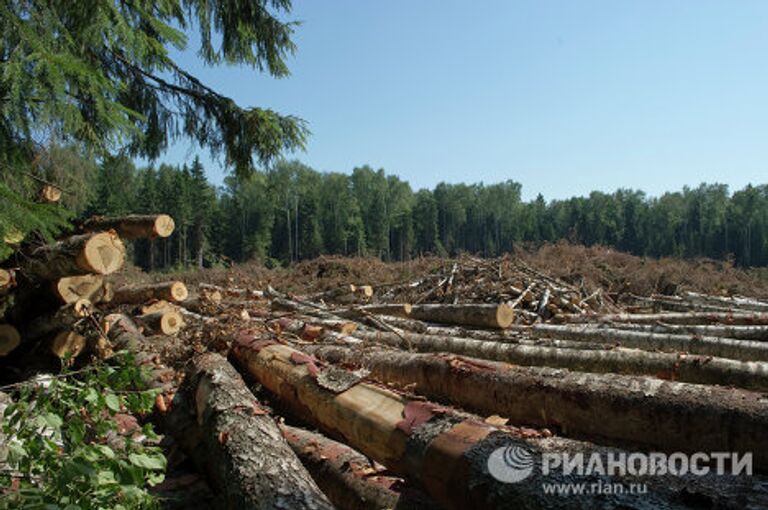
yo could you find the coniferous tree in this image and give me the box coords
[1,0,306,259]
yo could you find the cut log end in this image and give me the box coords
[137,310,184,336]
[79,232,126,275]
[55,274,105,304]
[0,268,12,289]
[496,303,515,328]
[39,184,62,203]
[357,285,374,298]
[170,281,189,302]
[73,298,92,318]
[0,325,21,356]
[153,214,175,238]
[51,331,86,359]
[158,310,183,336]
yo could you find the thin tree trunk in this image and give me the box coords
[557,311,768,325]
[530,323,768,362]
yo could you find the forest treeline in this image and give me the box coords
[78,154,768,269]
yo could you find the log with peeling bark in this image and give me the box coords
[530,323,768,362]
[53,274,113,304]
[343,330,768,391]
[80,214,175,239]
[22,232,125,280]
[281,424,437,510]
[558,311,768,325]
[303,344,768,469]
[407,303,515,329]
[233,338,764,509]
[135,310,184,336]
[0,325,21,356]
[164,352,333,510]
[111,281,188,305]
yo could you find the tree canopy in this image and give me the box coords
[87,157,768,269]
[0,0,307,256]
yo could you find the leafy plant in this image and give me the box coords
[0,353,166,509]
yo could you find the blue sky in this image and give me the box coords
[161,0,768,200]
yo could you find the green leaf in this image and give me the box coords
[84,388,99,404]
[104,394,121,413]
[128,452,166,471]
[42,412,63,429]
[93,444,116,459]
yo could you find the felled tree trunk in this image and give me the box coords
[558,311,768,325]
[233,339,763,509]
[0,325,20,356]
[369,317,605,350]
[80,214,175,239]
[111,281,188,305]
[350,303,413,317]
[344,330,768,391]
[134,310,184,336]
[615,322,768,341]
[683,291,768,312]
[281,424,437,510]
[303,344,768,469]
[53,274,113,304]
[407,303,515,329]
[165,352,333,510]
[23,232,125,280]
[530,323,768,362]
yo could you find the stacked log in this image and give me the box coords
[0,214,184,361]
[80,214,175,240]
[233,338,764,509]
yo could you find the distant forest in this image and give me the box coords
[76,153,768,269]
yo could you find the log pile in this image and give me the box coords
[0,214,186,365]
[3,247,768,508]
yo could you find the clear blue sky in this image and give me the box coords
[161,0,768,201]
